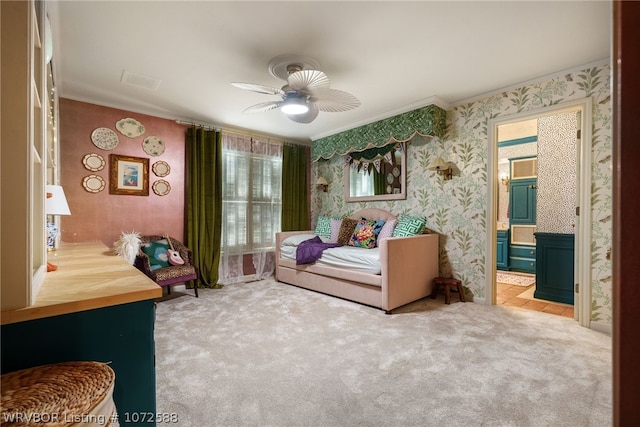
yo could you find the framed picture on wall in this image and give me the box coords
[109,154,149,196]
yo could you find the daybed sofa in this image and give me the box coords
[275,208,439,313]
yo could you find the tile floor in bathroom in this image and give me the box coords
[497,281,575,318]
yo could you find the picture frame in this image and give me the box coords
[109,154,149,196]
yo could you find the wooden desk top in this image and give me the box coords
[1,241,162,325]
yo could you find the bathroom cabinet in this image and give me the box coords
[497,229,509,270]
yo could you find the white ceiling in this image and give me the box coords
[50,1,611,142]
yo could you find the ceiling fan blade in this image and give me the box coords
[287,70,330,92]
[313,88,361,112]
[231,82,284,96]
[243,101,281,113]
[286,103,319,124]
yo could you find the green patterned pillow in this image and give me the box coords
[142,239,171,270]
[392,214,427,237]
[314,216,332,239]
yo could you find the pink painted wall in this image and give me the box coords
[59,99,189,248]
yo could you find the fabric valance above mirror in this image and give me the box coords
[312,104,446,162]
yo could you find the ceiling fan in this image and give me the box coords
[231,57,360,124]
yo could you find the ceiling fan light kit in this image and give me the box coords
[279,95,310,115]
[231,55,360,124]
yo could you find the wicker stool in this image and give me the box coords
[431,277,466,304]
[1,361,119,426]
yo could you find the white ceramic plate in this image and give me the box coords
[82,153,106,172]
[82,175,106,193]
[142,136,166,156]
[152,179,171,196]
[152,160,170,177]
[392,166,400,177]
[116,117,145,138]
[90,127,119,150]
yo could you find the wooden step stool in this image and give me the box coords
[431,277,466,304]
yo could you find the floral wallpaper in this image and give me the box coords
[311,63,612,326]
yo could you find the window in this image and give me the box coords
[221,134,282,253]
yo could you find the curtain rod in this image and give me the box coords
[176,119,311,146]
[175,119,220,131]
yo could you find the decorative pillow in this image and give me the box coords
[350,219,386,249]
[314,216,332,240]
[337,217,358,245]
[392,214,427,237]
[376,218,398,244]
[142,239,171,270]
[329,218,342,243]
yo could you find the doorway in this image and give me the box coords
[486,98,593,327]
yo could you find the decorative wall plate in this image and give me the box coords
[82,175,106,193]
[386,173,394,184]
[152,179,171,196]
[152,160,170,177]
[82,153,106,171]
[90,127,119,150]
[142,136,165,156]
[392,167,400,177]
[116,117,145,138]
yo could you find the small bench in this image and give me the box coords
[431,277,466,304]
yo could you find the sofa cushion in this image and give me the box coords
[377,218,397,244]
[350,219,385,249]
[314,216,332,240]
[329,218,342,243]
[337,217,358,245]
[392,214,427,237]
[142,239,171,270]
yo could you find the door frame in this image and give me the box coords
[486,97,593,327]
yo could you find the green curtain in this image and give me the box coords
[185,127,223,288]
[373,169,386,195]
[281,144,309,231]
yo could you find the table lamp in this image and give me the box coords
[45,185,71,271]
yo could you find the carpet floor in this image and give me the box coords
[154,279,611,427]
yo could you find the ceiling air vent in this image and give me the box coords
[120,70,161,90]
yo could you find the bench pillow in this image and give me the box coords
[337,217,358,245]
[376,218,398,244]
[350,219,385,249]
[314,216,332,240]
[142,239,171,270]
[392,214,427,237]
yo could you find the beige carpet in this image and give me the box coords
[154,279,611,426]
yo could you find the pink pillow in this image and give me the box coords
[376,218,397,245]
[329,218,342,243]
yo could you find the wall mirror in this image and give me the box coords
[344,144,406,202]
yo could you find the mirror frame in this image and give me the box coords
[344,148,406,202]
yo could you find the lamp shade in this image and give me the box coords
[428,157,449,171]
[45,185,71,215]
[280,96,310,115]
[316,176,328,186]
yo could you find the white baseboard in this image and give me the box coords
[589,321,612,336]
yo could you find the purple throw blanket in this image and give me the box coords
[296,236,342,265]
